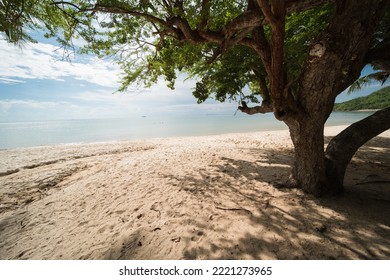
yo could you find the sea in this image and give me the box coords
[0,111,374,149]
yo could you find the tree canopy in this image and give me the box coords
[2,1,388,116]
[0,1,347,105]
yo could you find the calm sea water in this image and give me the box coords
[0,112,373,149]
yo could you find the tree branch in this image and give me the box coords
[223,10,261,39]
[90,4,168,27]
[169,16,202,42]
[252,26,272,77]
[198,0,210,30]
[51,0,333,58]
[257,0,278,26]
[181,0,334,63]
[325,106,390,186]
[238,100,273,115]
[197,30,224,44]
[257,0,287,117]
[258,75,271,102]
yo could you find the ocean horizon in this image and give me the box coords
[0,111,373,149]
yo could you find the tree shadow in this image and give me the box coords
[164,138,390,260]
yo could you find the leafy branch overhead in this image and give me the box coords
[0,1,340,110]
[2,1,388,114]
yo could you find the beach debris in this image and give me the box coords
[171,237,181,243]
[152,227,161,232]
[208,214,217,220]
[214,203,253,215]
[150,203,162,218]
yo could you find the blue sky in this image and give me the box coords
[0,34,388,122]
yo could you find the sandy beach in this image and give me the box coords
[0,125,389,260]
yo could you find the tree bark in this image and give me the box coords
[287,118,328,196]
[238,100,273,115]
[325,107,390,190]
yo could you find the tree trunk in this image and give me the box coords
[286,117,336,196]
[285,107,390,196]
[325,107,390,189]
[284,0,390,196]
[289,121,326,195]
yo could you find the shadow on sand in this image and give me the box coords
[170,136,390,259]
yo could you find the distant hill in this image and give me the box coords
[334,86,390,111]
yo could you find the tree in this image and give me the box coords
[334,87,390,111]
[1,0,390,196]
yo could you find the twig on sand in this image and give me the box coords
[214,204,253,215]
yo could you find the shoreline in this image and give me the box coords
[0,111,376,150]
[1,125,389,259]
[0,124,371,152]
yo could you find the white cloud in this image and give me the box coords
[0,40,239,120]
[71,75,198,106]
[0,99,61,112]
[0,98,122,120]
[0,77,26,84]
[0,40,121,87]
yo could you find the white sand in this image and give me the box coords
[0,126,389,259]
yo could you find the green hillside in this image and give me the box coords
[334,86,390,111]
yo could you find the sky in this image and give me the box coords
[0,33,388,122]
